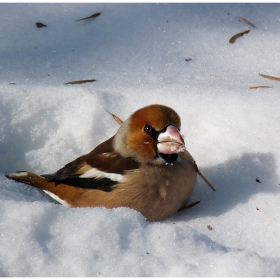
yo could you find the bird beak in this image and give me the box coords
[157,125,186,154]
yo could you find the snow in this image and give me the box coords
[1,2,280,276]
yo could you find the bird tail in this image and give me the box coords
[6,171,50,187]
[6,171,73,207]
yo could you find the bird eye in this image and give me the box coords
[144,124,152,133]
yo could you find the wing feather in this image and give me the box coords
[42,136,140,191]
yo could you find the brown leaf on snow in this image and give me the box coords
[64,79,96,85]
[76,12,101,22]
[36,22,47,28]
[259,73,280,81]
[250,85,272,89]
[256,177,261,183]
[106,110,124,125]
[229,29,250,43]
[239,17,255,28]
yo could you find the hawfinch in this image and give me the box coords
[6,104,201,221]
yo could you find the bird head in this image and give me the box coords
[113,104,186,165]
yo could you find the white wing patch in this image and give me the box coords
[79,167,124,183]
[43,190,71,207]
[10,172,28,177]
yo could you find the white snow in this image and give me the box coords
[1,3,280,276]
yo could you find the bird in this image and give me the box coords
[6,104,201,222]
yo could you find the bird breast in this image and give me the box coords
[116,152,197,221]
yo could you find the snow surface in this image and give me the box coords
[1,3,280,276]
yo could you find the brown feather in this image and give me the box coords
[7,172,84,206]
[71,154,197,221]
[58,136,139,178]
[7,150,197,222]
[124,104,181,162]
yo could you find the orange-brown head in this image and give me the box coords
[113,104,185,165]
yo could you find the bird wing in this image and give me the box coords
[42,136,140,191]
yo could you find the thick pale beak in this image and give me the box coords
[157,125,186,154]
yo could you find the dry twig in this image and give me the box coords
[64,79,96,85]
[76,12,101,22]
[178,201,201,212]
[194,161,216,191]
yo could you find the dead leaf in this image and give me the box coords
[259,73,280,81]
[250,85,272,89]
[36,22,47,28]
[229,29,250,43]
[76,12,101,22]
[207,225,213,231]
[64,79,96,85]
[239,17,255,28]
[106,110,124,125]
